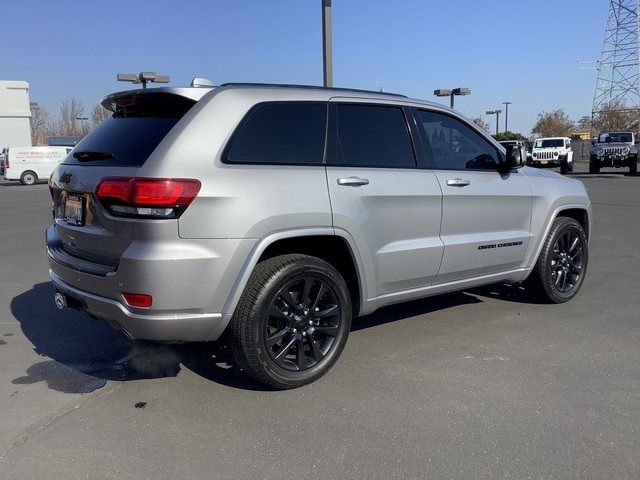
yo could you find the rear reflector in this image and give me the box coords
[122,292,153,308]
[96,177,201,218]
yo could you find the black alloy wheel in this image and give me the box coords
[524,217,589,303]
[549,228,585,295]
[264,276,341,372]
[229,254,352,389]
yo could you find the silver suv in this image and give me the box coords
[47,82,592,388]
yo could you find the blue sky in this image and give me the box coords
[2,0,605,134]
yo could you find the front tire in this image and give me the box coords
[524,217,588,303]
[560,158,568,175]
[589,157,600,174]
[229,254,352,389]
[629,156,637,174]
[20,171,37,185]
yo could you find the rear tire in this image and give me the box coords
[589,157,600,174]
[229,254,352,389]
[524,217,588,304]
[20,171,37,185]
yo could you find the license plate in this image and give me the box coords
[64,195,84,226]
[541,160,548,165]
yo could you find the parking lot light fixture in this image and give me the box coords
[117,71,171,89]
[435,87,471,109]
[486,109,502,135]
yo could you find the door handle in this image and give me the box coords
[337,176,369,187]
[446,178,471,187]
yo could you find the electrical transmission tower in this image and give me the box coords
[592,0,640,130]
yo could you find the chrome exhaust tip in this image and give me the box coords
[54,292,66,310]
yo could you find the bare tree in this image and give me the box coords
[54,98,87,136]
[531,109,574,137]
[91,103,111,128]
[592,100,640,132]
[471,116,491,133]
[30,105,54,146]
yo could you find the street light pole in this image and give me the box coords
[75,116,88,134]
[322,0,333,87]
[502,101,512,132]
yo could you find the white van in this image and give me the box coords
[3,146,72,185]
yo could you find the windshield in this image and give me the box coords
[534,139,564,148]
[598,132,633,143]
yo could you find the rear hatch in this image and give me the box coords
[49,90,199,267]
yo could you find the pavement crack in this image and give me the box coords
[0,382,123,462]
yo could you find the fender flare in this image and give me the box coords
[221,227,368,317]
[526,203,591,269]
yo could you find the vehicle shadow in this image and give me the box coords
[467,282,535,304]
[351,291,482,332]
[10,281,539,393]
[571,172,638,179]
[10,282,269,393]
[0,181,48,187]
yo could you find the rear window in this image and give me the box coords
[62,117,180,167]
[225,102,327,164]
[63,93,194,167]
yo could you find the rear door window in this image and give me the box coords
[332,104,416,168]
[225,102,327,165]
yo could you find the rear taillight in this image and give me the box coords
[95,177,201,218]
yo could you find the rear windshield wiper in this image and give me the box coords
[72,150,116,161]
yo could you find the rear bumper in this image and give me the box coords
[46,224,256,342]
[50,270,230,342]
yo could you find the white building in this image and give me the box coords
[0,80,32,149]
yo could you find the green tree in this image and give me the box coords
[576,115,592,133]
[492,131,527,141]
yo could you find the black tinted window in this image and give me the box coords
[334,104,415,168]
[62,117,181,167]
[226,103,327,164]
[418,110,499,170]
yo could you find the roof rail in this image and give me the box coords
[219,82,407,98]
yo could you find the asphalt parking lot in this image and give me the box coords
[0,164,638,479]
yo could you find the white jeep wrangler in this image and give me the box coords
[530,137,573,174]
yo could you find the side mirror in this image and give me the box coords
[502,144,526,171]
